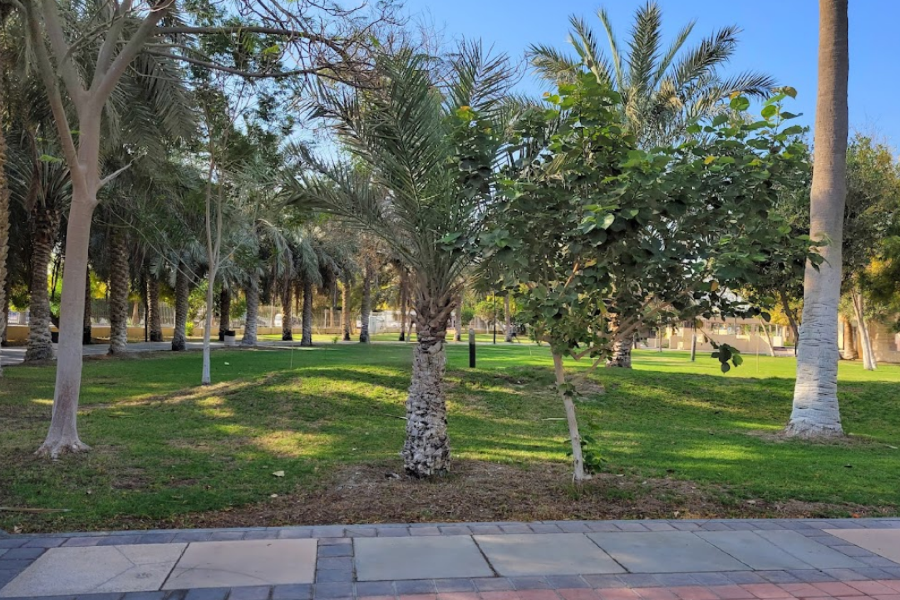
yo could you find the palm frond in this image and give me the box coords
[597,7,626,90]
[626,1,663,95]
[527,43,581,85]
[567,15,614,87]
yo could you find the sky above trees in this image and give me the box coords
[402,0,900,148]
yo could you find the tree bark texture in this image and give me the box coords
[841,315,857,360]
[241,270,259,346]
[398,269,408,342]
[25,204,58,362]
[301,278,313,346]
[402,304,454,477]
[82,266,92,344]
[0,96,9,374]
[359,265,372,343]
[786,0,848,439]
[553,352,587,482]
[852,290,876,370]
[216,286,230,341]
[606,336,633,368]
[281,282,293,341]
[341,277,351,341]
[108,228,130,355]
[504,295,513,342]
[148,276,163,341]
[171,262,189,351]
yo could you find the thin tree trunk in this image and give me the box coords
[398,269,407,342]
[359,265,372,343]
[241,271,259,346]
[82,267,92,344]
[148,276,163,342]
[778,289,800,353]
[553,352,587,483]
[403,307,452,477]
[841,315,857,360]
[786,0,848,439]
[108,228,129,355]
[171,262,189,351]
[504,295,513,342]
[690,324,697,361]
[852,289,876,370]
[25,205,57,362]
[341,277,351,341]
[758,318,776,357]
[0,93,9,374]
[217,287,230,341]
[281,282,293,341]
[301,278,313,346]
[202,265,216,385]
[37,196,93,457]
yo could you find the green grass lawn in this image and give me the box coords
[2,344,899,533]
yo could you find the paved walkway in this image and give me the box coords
[2,519,900,600]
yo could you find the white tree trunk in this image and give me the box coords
[403,310,452,477]
[107,228,130,355]
[241,271,259,346]
[202,266,216,385]
[852,290,876,370]
[37,197,94,457]
[786,0,847,439]
[553,352,587,483]
[758,318,776,357]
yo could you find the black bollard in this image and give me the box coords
[468,328,476,368]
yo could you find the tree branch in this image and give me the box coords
[40,0,87,104]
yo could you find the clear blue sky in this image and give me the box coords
[400,0,899,148]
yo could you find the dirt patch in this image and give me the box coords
[112,459,895,531]
[745,430,881,447]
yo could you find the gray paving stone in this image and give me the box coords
[136,534,176,545]
[756,530,865,569]
[319,538,351,547]
[346,528,377,538]
[832,545,877,558]
[509,577,550,590]
[727,522,761,531]
[121,592,166,600]
[438,526,471,536]
[556,523,592,534]
[312,527,346,538]
[469,525,503,535]
[669,522,701,531]
[471,578,514,591]
[650,573,701,586]
[355,535,492,581]
[615,522,649,532]
[318,545,353,558]
[723,571,766,584]
[697,531,814,570]
[0,544,185,597]
[409,527,441,537]
[616,574,659,587]
[228,586,271,600]
[699,523,732,531]
[434,578,475,592]
[477,533,622,576]
[589,532,747,573]
[0,549,44,561]
[394,580,436,594]
[315,569,352,583]
[375,528,409,538]
[785,570,836,583]
[0,559,33,571]
[528,524,563,534]
[689,573,733,586]
[354,581,395,596]
[545,575,589,589]
[63,538,104,547]
[74,593,125,600]
[581,575,625,589]
[317,557,352,570]
[278,529,313,540]
[821,568,868,581]
[643,523,676,532]
[242,531,280,541]
[499,524,532,534]
[757,571,802,583]
[183,588,230,600]
[164,539,317,589]
[98,536,143,547]
[21,538,66,548]
[851,567,894,579]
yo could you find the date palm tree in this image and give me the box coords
[292,43,515,477]
[785,0,849,438]
[529,1,775,148]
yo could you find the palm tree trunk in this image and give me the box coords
[241,271,259,346]
[786,0,848,438]
[504,295,513,342]
[841,315,857,360]
[341,277,351,341]
[301,278,314,346]
[281,282,293,341]
[25,205,57,362]
[553,352,587,482]
[454,296,462,342]
[108,228,129,355]
[148,276,163,342]
[360,265,373,343]
[398,270,408,342]
[216,287,230,341]
[403,305,453,477]
[606,317,632,368]
[171,262,189,351]
[82,266,92,344]
[0,94,9,375]
[851,289,876,370]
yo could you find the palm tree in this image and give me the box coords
[785,0,848,438]
[529,1,775,148]
[292,43,515,477]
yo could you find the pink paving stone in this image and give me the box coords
[709,586,756,600]
[633,588,679,600]
[517,590,562,600]
[398,595,438,600]
[438,594,480,600]
[813,584,862,597]
[740,584,793,599]
[598,589,641,600]
[877,583,900,593]
[671,586,719,600]
[480,592,520,600]
[800,597,835,600]
[779,584,827,598]
[848,583,898,596]
[873,596,900,600]
[557,589,601,600]
[360,596,396,600]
